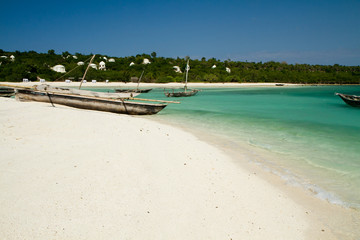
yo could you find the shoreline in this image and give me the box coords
[150,116,360,239]
[0,97,347,239]
[2,81,302,88]
[1,81,359,89]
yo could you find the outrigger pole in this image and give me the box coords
[79,54,96,89]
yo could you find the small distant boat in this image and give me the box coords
[275,83,284,86]
[0,87,15,97]
[165,59,198,97]
[115,70,152,94]
[335,93,360,107]
[115,88,152,93]
[164,88,198,97]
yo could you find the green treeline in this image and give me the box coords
[0,49,359,84]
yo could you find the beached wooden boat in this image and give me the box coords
[165,59,199,97]
[336,93,360,107]
[0,87,15,97]
[115,70,152,94]
[15,88,167,115]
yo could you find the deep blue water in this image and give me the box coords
[90,85,360,208]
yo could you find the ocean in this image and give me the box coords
[92,85,360,209]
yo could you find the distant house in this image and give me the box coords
[23,78,29,82]
[39,78,46,83]
[211,65,217,69]
[10,55,15,61]
[108,58,115,62]
[129,62,135,66]
[89,63,97,70]
[65,79,71,83]
[51,65,66,73]
[77,61,84,66]
[131,77,139,83]
[73,55,78,59]
[226,67,231,73]
[173,66,182,73]
[142,58,151,64]
[92,80,97,83]
[99,61,106,70]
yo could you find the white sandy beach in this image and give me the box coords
[0,95,357,239]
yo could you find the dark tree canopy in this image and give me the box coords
[0,50,359,84]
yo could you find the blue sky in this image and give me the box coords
[1,0,359,65]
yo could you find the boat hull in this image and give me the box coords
[336,93,360,107]
[165,89,198,97]
[115,88,152,93]
[0,87,15,97]
[16,89,167,115]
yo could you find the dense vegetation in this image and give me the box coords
[0,49,359,84]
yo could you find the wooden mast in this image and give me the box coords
[184,59,189,92]
[137,70,145,91]
[79,54,96,89]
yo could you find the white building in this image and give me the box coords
[39,78,46,83]
[73,55,78,59]
[77,61,84,66]
[51,65,66,73]
[23,78,29,82]
[108,58,115,62]
[226,67,231,73]
[92,80,97,83]
[10,55,15,61]
[173,66,182,73]
[89,63,97,70]
[129,62,135,66]
[211,65,217,69]
[142,58,151,64]
[99,61,106,70]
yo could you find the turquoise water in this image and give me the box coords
[90,86,360,208]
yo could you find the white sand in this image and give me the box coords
[0,97,350,239]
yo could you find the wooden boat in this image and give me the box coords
[115,88,152,93]
[165,59,198,97]
[115,70,152,93]
[335,93,360,107]
[0,87,15,97]
[165,88,198,97]
[15,88,167,115]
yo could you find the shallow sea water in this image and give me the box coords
[90,85,360,209]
